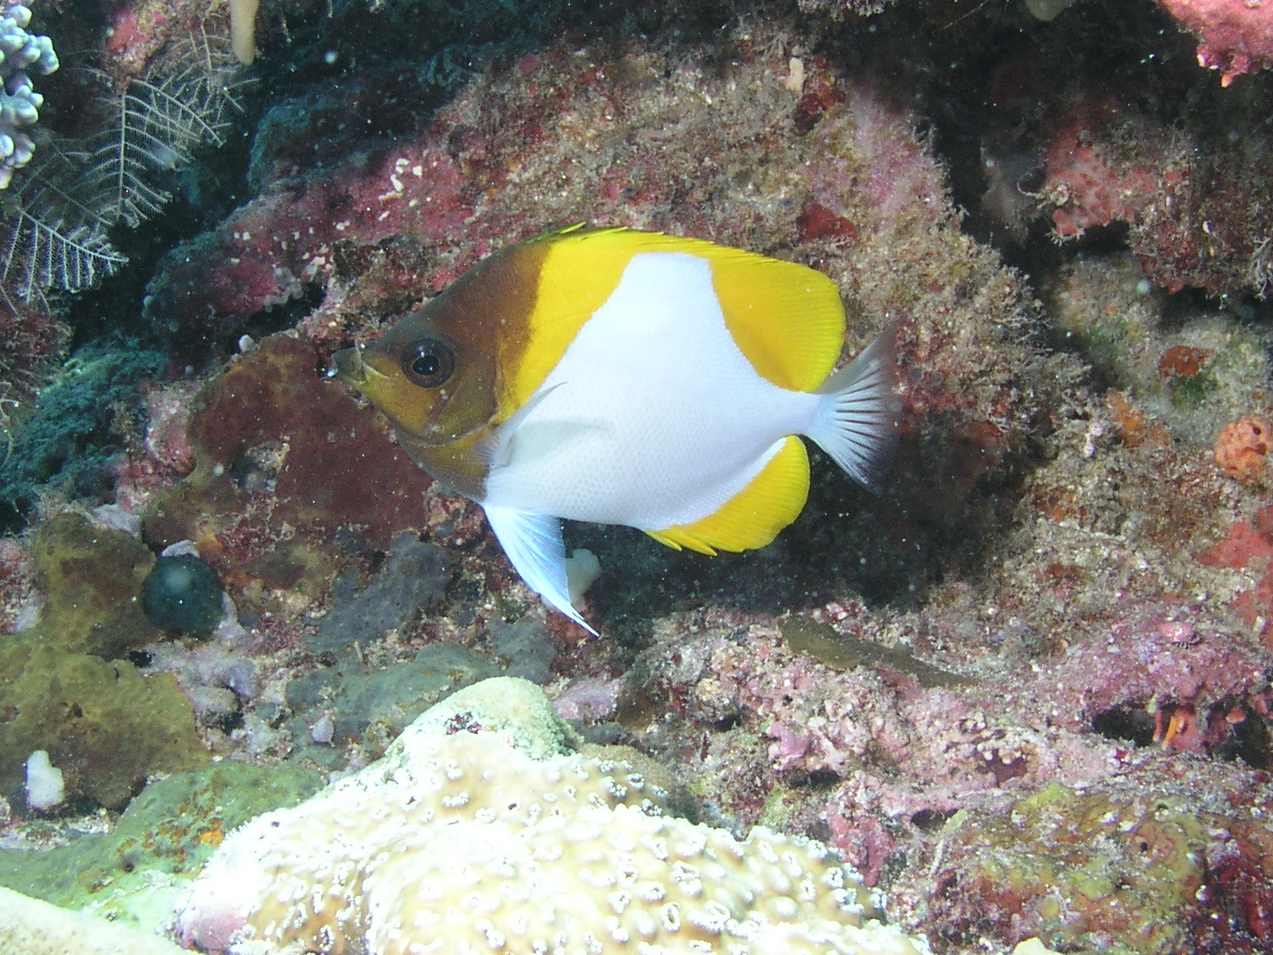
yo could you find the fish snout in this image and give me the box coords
[326,347,367,388]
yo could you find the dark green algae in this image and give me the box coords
[141,554,226,637]
[28,512,159,658]
[0,341,165,532]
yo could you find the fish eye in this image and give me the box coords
[402,338,455,387]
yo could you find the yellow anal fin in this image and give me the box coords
[644,436,810,556]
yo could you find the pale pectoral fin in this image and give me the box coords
[480,382,608,474]
[479,383,565,470]
[483,504,598,636]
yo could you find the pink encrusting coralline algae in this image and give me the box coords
[1158,0,1273,86]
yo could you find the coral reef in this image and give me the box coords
[27,512,158,657]
[0,643,207,809]
[143,637,259,732]
[1039,252,1271,446]
[1032,600,1272,755]
[1215,415,1272,484]
[0,513,211,809]
[0,533,36,632]
[307,532,448,653]
[490,615,559,683]
[1198,503,1273,644]
[929,772,1273,952]
[283,643,495,751]
[141,335,437,604]
[0,2,1271,954]
[1037,97,1273,299]
[0,298,68,429]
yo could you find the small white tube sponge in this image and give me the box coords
[177,677,931,954]
[24,749,64,811]
[227,0,259,65]
[0,3,57,189]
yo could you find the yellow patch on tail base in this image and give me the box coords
[645,436,810,554]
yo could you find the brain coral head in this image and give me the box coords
[178,679,925,954]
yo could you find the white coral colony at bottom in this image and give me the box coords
[175,678,929,955]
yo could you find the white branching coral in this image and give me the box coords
[0,3,56,190]
[177,678,930,955]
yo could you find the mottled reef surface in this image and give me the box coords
[1,0,1273,952]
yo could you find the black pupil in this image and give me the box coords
[403,338,453,386]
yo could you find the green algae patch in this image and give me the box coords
[0,642,208,810]
[757,783,800,831]
[31,512,160,658]
[931,782,1212,954]
[1165,368,1218,411]
[0,762,323,930]
[779,617,971,688]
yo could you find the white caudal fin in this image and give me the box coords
[806,323,900,491]
[483,503,598,636]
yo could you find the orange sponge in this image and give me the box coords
[1215,416,1272,484]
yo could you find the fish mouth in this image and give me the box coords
[326,345,374,389]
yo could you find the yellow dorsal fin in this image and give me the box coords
[705,242,845,392]
[645,436,810,555]
[507,228,847,413]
